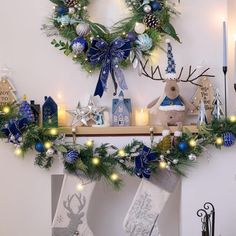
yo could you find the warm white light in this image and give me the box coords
[159,161,167,169]
[44,141,52,149]
[92,157,100,165]
[76,183,84,191]
[215,137,223,145]
[85,140,93,147]
[189,139,197,147]
[15,147,22,156]
[118,149,126,157]
[50,128,58,136]
[110,173,119,181]
[2,106,10,114]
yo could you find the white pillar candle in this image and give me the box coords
[58,104,67,126]
[223,21,227,67]
[135,108,149,126]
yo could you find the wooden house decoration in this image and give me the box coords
[112,91,132,127]
[0,76,17,106]
[42,96,58,128]
[30,100,41,126]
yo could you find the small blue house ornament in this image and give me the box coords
[112,91,132,126]
[42,96,58,128]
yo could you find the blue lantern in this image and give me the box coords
[223,132,236,147]
[55,6,69,15]
[178,141,188,152]
[35,142,45,153]
[150,1,162,11]
[64,150,79,164]
[71,37,88,55]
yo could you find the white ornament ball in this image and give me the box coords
[134,22,146,34]
[188,153,197,161]
[46,148,55,157]
[76,23,90,37]
[173,159,179,165]
[143,4,152,13]
[69,7,75,14]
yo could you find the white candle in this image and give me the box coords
[58,104,67,126]
[135,108,149,126]
[223,21,227,67]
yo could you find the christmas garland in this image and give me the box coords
[1,103,236,189]
[43,0,179,96]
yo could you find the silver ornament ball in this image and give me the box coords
[46,148,55,157]
[143,4,152,13]
[76,23,90,37]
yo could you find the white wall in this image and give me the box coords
[0,0,236,235]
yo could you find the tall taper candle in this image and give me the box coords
[223,21,227,67]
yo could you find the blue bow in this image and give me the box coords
[1,118,28,144]
[87,37,131,97]
[134,145,157,179]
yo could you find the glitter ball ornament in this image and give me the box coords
[143,14,160,29]
[64,0,77,7]
[55,6,69,15]
[127,32,137,41]
[223,132,236,147]
[143,4,152,13]
[136,34,153,52]
[76,23,90,37]
[178,141,188,152]
[35,142,45,153]
[150,1,162,11]
[64,150,79,164]
[71,37,88,55]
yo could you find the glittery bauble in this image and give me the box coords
[134,23,146,34]
[76,23,90,37]
[71,37,88,55]
[143,4,152,13]
[178,141,188,152]
[64,150,79,164]
[223,132,236,147]
[35,142,45,153]
[55,6,69,15]
[150,1,162,11]
[127,32,137,41]
[136,34,153,52]
[64,0,77,7]
[143,14,160,29]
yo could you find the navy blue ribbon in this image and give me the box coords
[134,145,157,179]
[87,37,131,97]
[1,118,28,144]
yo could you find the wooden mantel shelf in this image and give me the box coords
[63,125,198,137]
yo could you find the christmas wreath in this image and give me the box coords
[43,0,180,97]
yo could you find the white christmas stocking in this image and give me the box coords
[123,169,179,236]
[52,174,96,236]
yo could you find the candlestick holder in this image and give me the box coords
[223,66,228,117]
[197,202,215,236]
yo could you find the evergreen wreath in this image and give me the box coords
[44,0,180,97]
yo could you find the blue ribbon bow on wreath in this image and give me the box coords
[1,118,28,144]
[87,37,131,97]
[134,145,157,179]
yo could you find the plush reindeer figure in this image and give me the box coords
[141,40,214,134]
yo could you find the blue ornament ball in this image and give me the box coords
[223,132,236,147]
[135,34,153,52]
[150,1,162,11]
[178,141,188,152]
[127,32,137,42]
[64,150,79,164]
[55,6,69,15]
[35,142,45,153]
[71,37,88,55]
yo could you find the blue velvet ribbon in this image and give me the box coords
[134,145,157,179]
[1,118,28,144]
[87,37,131,97]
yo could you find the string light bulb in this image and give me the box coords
[92,157,100,165]
[159,161,167,169]
[50,128,58,136]
[85,139,93,147]
[189,139,197,147]
[15,147,22,156]
[44,141,52,149]
[110,173,119,181]
[2,106,10,114]
[215,137,223,145]
[118,149,126,157]
[76,183,84,191]
[229,115,236,123]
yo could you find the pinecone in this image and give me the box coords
[143,14,160,29]
[64,0,77,7]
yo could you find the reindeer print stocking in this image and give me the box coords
[52,174,96,236]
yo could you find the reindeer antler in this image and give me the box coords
[74,193,86,213]
[63,193,86,215]
[140,60,164,81]
[180,66,215,86]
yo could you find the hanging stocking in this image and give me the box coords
[52,174,96,236]
[123,169,179,236]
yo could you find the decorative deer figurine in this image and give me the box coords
[141,40,214,134]
[52,193,86,236]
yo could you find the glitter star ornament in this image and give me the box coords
[67,97,105,127]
